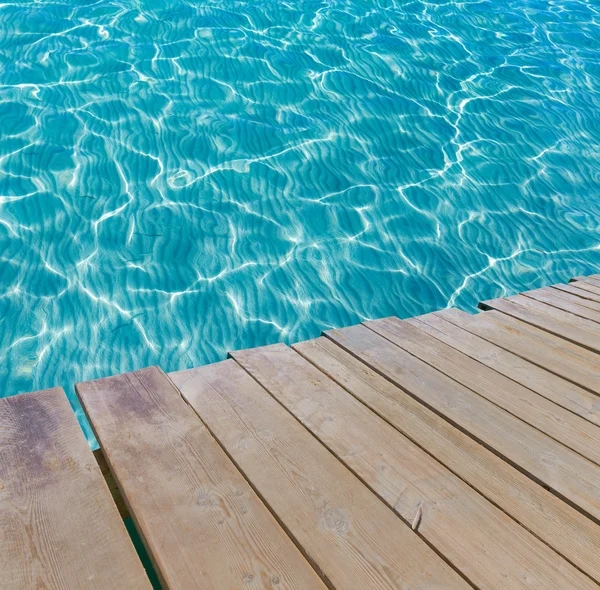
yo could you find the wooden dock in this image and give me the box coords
[2,274,600,589]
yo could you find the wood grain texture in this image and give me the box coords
[574,276,600,287]
[235,342,597,590]
[472,308,600,364]
[516,289,600,328]
[0,388,150,590]
[76,367,325,590]
[550,283,600,308]
[294,336,600,584]
[324,324,600,522]
[523,287,600,323]
[365,317,600,466]
[171,359,469,590]
[409,312,600,427]
[480,295,600,353]
[567,280,600,299]
[440,309,600,395]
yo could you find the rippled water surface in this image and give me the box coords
[1,0,600,436]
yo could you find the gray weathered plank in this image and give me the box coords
[480,296,600,352]
[76,367,326,590]
[0,388,150,590]
[366,317,600,465]
[294,336,600,583]
[325,324,600,521]
[522,287,600,323]
[441,309,600,395]
[409,312,600,427]
[568,280,600,297]
[171,360,469,590]
[518,289,600,326]
[235,342,597,590]
[573,276,600,286]
[551,283,600,306]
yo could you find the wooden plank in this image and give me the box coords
[440,309,600,394]
[235,343,597,590]
[574,276,600,287]
[76,367,326,590]
[0,388,150,590]
[567,280,600,298]
[170,360,469,590]
[552,283,600,306]
[294,336,600,584]
[365,317,600,465]
[408,312,600,428]
[515,290,600,328]
[523,287,600,324]
[324,324,600,521]
[480,296,600,353]
[455,307,600,366]
[569,275,600,284]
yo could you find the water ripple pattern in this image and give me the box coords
[1,0,600,438]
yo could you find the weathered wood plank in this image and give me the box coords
[516,290,600,328]
[457,308,600,364]
[568,280,600,297]
[294,336,600,584]
[569,279,600,295]
[324,324,600,521]
[409,312,600,427]
[573,276,600,287]
[235,343,597,590]
[366,317,600,465]
[76,367,325,590]
[551,283,600,306]
[440,309,600,395]
[171,360,469,590]
[522,287,600,323]
[480,296,600,353]
[0,388,150,590]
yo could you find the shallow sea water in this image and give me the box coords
[1,0,599,440]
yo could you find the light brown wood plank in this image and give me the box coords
[516,290,600,328]
[294,336,600,584]
[552,283,600,306]
[0,388,150,590]
[574,276,600,287]
[523,287,600,324]
[235,342,597,590]
[171,360,469,590]
[409,312,600,427]
[324,324,600,521]
[366,317,600,465]
[568,279,600,297]
[455,307,600,365]
[440,309,600,394]
[76,367,325,590]
[480,296,600,353]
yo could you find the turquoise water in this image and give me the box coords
[1,0,599,440]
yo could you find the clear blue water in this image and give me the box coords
[1,0,599,441]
